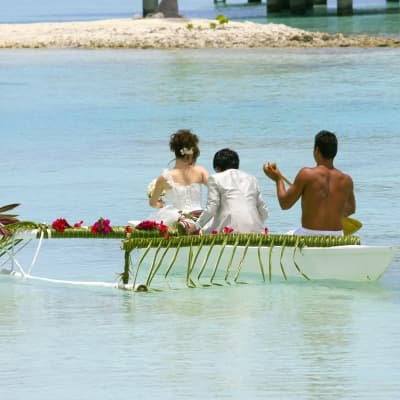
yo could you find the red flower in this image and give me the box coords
[73,220,84,228]
[211,230,218,235]
[135,220,159,230]
[51,218,71,233]
[223,226,234,234]
[158,222,170,238]
[125,225,132,234]
[264,227,269,234]
[135,220,170,238]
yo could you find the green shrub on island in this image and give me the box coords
[216,14,229,25]
[186,23,194,30]
[210,22,217,29]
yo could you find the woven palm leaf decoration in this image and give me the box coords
[121,233,360,287]
[1,217,361,290]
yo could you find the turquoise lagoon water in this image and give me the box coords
[1,2,400,400]
[1,47,400,400]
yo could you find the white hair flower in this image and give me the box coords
[180,147,194,156]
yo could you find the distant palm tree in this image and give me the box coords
[157,0,180,17]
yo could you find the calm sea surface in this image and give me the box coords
[1,2,400,400]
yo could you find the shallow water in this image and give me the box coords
[2,48,400,243]
[1,273,400,399]
[1,20,400,400]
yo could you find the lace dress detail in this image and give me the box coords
[148,169,203,225]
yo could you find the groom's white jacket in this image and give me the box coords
[196,169,268,233]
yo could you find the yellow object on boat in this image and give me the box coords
[343,217,362,236]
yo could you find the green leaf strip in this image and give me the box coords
[133,240,153,286]
[122,250,131,284]
[145,240,164,287]
[186,242,194,287]
[224,237,239,282]
[164,239,183,279]
[146,240,173,287]
[187,237,205,285]
[268,240,274,282]
[210,239,228,284]
[123,233,360,252]
[292,239,310,280]
[234,237,251,283]
[257,237,265,282]
[279,238,288,281]
[197,236,217,281]
[0,203,20,213]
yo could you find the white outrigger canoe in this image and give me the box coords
[1,225,398,290]
[122,233,399,287]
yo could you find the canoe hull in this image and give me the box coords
[131,244,399,284]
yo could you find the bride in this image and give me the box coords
[147,129,209,226]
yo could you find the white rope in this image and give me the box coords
[1,229,137,290]
[27,230,45,275]
[5,248,26,277]
[2,238,32,263]
[25,274,123,288]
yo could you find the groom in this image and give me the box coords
[194,148,268,233]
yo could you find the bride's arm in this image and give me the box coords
[149,175,168,208]
[197,165,209,184]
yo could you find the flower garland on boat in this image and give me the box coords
[47,214,269,239]
[46,217,185,239]
[46,216,255,240]
[50,217,114,235]
[52,218,83,232]
[3,212,358,250]
[1,209,362,290]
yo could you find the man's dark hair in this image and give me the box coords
[314,130,338,159]
[213,148,239,171]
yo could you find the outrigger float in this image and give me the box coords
[1,221,398,290]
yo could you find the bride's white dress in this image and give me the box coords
[147,169,203,225]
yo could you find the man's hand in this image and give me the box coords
[263,162,282,182]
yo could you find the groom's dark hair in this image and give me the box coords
[213,148,239,171]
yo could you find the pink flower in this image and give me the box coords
[102,219,112,234]
[90,217,112,235]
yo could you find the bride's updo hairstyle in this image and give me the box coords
[169,129,200,163]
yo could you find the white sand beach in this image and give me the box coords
[1,17,399,49]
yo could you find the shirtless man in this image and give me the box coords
[263,130,355,235]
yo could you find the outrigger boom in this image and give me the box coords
[1,223,398,290]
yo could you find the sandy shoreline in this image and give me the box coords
[1,17,400,49]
